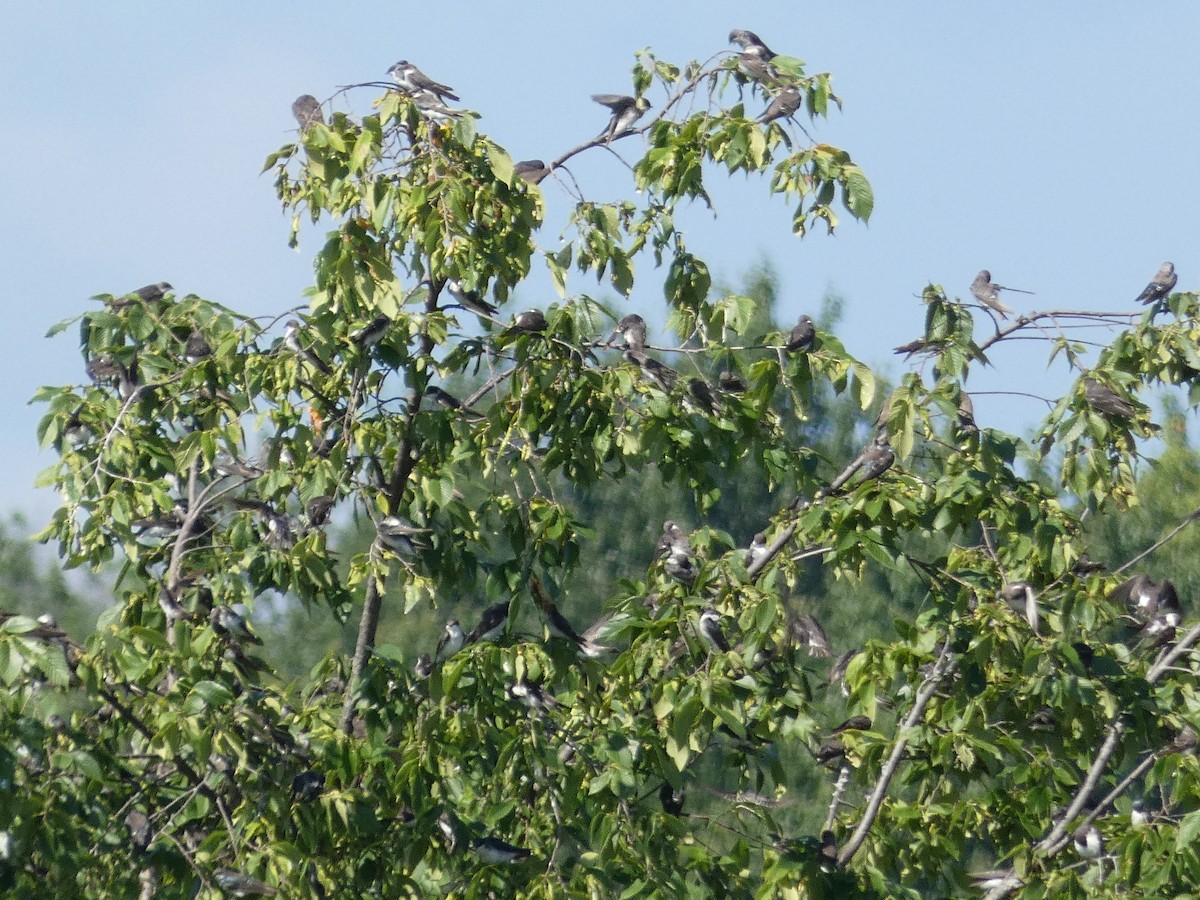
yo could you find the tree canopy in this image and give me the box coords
[8,33,1200,899]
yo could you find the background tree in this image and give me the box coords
[6,35,1200,900]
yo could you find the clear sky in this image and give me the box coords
[2,3,1198,526]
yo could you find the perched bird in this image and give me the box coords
[506,680,561,712]
[184,330,212,363]
[969,270,1032,319]
[659,782,685,816]
[411,92,463,124]
[969,869,1024,893]
[1072,823,1102,859]
[536,593,585,647]
[893,338,936,359]
[786,315,815,352]
[819,831,838,870]
[697,606,731,653]
[290,770,325,803]
[387,60,459,102]
[1083,377,1135,418]
[735,50,780,85]
[687,377,720,414]
[1135,261,1177,306]
[504,309,548,334]
[1109,574,1181,628]
[209,606,262,645]
[61,407,92,448]
[592,94,651,141]
[305,494,335,528]
[284,319,332,375]
[1163,724,1198,756]
[664,546,698,587]
[514,159,550,184]
[350,313,391,349]
[444,279,498,318]
[1026,707,1056,731]
[438,811,460,854]
[107,282,173,310]
[729,29,777,59]
[628,349,678,391]
[813,737,846,767]
[125,810,151,853]
[718,369,747,393]
[1130,799,1150,827]
[472,836,531,864]
[792,614,833,658]
[292,94,324,131]
[466,600,511,644]
[744,532,768,569]
[609,313,648,351]
[830,715,871,736]
[656,520,690,557]
[859,439,895,482]
[997,581,1040,634]
[413,652,434,680]
[376,516,430,558]
[758,85,801,124]
[213,868,277,897]
[435,619,465,663]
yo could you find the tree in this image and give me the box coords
[8,33,1200,898]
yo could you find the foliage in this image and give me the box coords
[8,36,1200,900]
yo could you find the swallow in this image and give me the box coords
[184,330,212,363]
[688,377,720,414]
[729,29,777,60]
[1135,262,1177,306]
[957,392,978,434]
[819,831,838,870]
[718,369,747,393]
[292,94,324,131]
[350,313,391,349]
[1130,800,1150,827]
[592,94,651,141]
[284,319,332,374]
[506,680,561,712]
[792,614,832,658]
[503,309,548,334]
[107,282,173,310]
[969,270,1032,319]
[444,279,498,318]
[305,494,335,528]
[997,581,1039,633]
[472,836,531,864]
[376,516,431,557]
[435,619,465,662]
[829,715,871,736]
[412,92,464,124]
[387,60,459,102]
[969,869,1024,892]
[1072,823,1102,859]
[514,159,550,184]
[758,85,801,124]
[125,810,151,853]
[1083,377,1135,418]
[1110,574,1182,634]
[209,606,262,645]
[859,438,895,482]
[744,532,768,569]
[1163,724,1197,756]
[697,606,731,653]
[659,782,685,816]
[213,868,277,896]
[628,350,678,391]
[536,596,585,647]
[413,652,434,680]
[290,770,325,803]
[608,313,649,351]
[813,737,846,767]
[438,811,460,853]
[466,600,510,644]
[61,407,92,448]
[735,50,780,85]
[664,546,698,587]
[656,520,690,557]
[785,315,815,352]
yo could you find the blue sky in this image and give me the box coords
[3,3,1198,525]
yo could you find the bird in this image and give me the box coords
[792,614,833,658]
[350,314,391,349]
[656,520,690,557]
[413,652,434,680]
[659,782,685,816]
[466,600,510,644]
[826,648,858,693]
[1135,262,1177,306]
[472,836,531,864]
[608,313,648,351]
[376,516,430,557]
[687,377,720,414]
[506,680,561,712]
[969,270,1033,319]
[1109,574,1181,627]
[305,495,335,528]
[997,581,1040,633]
[813,738,846,767]
[664,546,698,587]
[592,94,651,141]
[438,811,461,854]
[819,831,838,871]
[1072,823,1102,859]
[697,607,731,654]
[829,715,871,736]
[735,50,780,85]
[1083,377,1135,418]
[411,92,464,124]
[729,29,777,60]
[444,279,498,318]
[514,159,550,184]
[718,370,747,393]
[1162,724,1198,756]
[969,869,1024,893]
[786,315,815,352]
[859,439,895,482]
[284,319,332,375]
[1130,800,1150,827]
[957,392,978,434]
[292,95,324,131]
[503,309,548,334]
[125,810,151,853]
[184,331,212,363]
[628,350,678,392]
[744,532,768,569]
[61,407,92,448]
[108,282,173,310]
[290,770,325,802]
[213,868,277,897]
[758,85,801,124]
[435,619,465,663]
[387,60,459,102]
[209,606,262,645]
